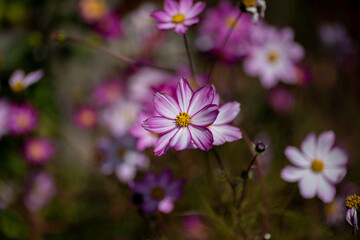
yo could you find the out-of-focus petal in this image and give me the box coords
[301,132,317,159]
[299,172,318,199]
[317,131,335,159]
[281,166,308,182]
[284,146,310,168]
[317,176,336,203]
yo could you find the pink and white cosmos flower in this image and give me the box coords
[142,77,218,156]
[151,0,206,35]
[281,131,348,203]
[9,69,43,93]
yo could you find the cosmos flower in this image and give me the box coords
[24,172,57,212]
[208,94,242,146]
[151,0,206,35]
[94,11,122,40]
[182,215,208,240]
[130,112,159,151]
[142,77,219,156]
[325,197,345,226]
[267,86,295,114]
[0,99,10,139]
[74,106,98,129]
[9,69,43,93]
[92,79,123,107]
[239,0,266,23]
[346,194,360,232]
[24,137,56,164]
[78,0,108,23]
[8,103,38,135]
[281,131,347,203]
[244,24,305,88]
[131,170,184,214]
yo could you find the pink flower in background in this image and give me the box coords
[244,24,305,88]
[130,112,159,151]
[92,79,123,107]
[24,137,56,164]
[151,0,206,35]
[267,86,295,114]
[131,170,184,214]
[24,172,57,212]
[325,197,345,226]
[142,77,218,156]
[94,12,122,40]
[8,103,38,135]
[281,131,348,203]
[74,106,98,129]
[0,99,10,139]
[208,94,242,145]
[240,0,266,23]
[182,215,208,240]
[9,69,43,93]
[78,0,108,23]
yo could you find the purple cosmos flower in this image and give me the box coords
[142,77,219,156]
[94,11,122,40]
[208,93,242,146]
[182,215,208,240]
[0,99,10,139]
[9,69,43,93]
[8,103,38,135]
[244,24,305,88]
[267,86,295,114]
[325,197,346,226]
[130,112,159,151]
[131,170,184,214]
[346,194,360,232]
[151,0,206,35]
[281,131,348,203]
[78,0,108,23]
[74,106,98,129]
[92,79,123,107]
[24,137,56,164]
[24,172,57,212]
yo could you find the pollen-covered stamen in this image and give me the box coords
[346,194,360,209]
[242,0,257,8]
[268,51,279,63]
[311,159,324,173]
[12,82,24,92]
[172,14,185,23]
[176,112,191,127]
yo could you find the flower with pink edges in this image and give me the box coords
[346,194,360,232]
[92,79,123,106]
[131,170,184,214]
[24,172,57,212]
[281,131,348,203]
[142,77,219,156]
[74,106,98,129]
[0,99,10,139]
[94,12,122,40]
[244,24,305,88]
[196,1,253,61]
[78,0,108,23]
[130,112,159,151]
[8,103,38,135]
[24,137,56,164]
[151,0,206,35]
[208,93,242,146]
[9,69,43,93]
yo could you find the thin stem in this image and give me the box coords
[256,158,270,237]
[208,11,243,80]
[211,148,236,202]
[237,154,258,210]
[183,34,196,82]
[53,34,176,73]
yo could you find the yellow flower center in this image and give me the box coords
[242,0,256,8]
[268,52,279,63]
[325,201,338,215]
[172,14,185,23]
[346,194,360,209]
[28,142,44,160]
[80,0,108,21]
[311,159,324,173]
[12,81,24,92]
[176,112,190,127]
[151,186,165,200]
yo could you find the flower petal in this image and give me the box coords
[213,101,240,125]
[174,24,188,34]
[190,104,218,127]
[9,70,25,86]
[166,179,185,199]
[281,166,308,182]
[298,172,318,199]
[169,127,191,151]
[188,125,213,151]
[208,124,242,146]
[301,132,317,160]
[323,168,346,184]
[23,70,43,86]
[284,146,310,168]
[324,147,348,166]
[176,77,194,112]
[157,22,176,30]
[179,0,193,12]
[115,164,136,183]
[183,17,200,26]
[317,176,336,203]
[142,116,176,134]
[151,10,172,22]
[154,128,178,156]
[187,85,215,115]
[164,0,179,15]
[154,93,180,119]
[186,1,206,18]
[317,131,335,159]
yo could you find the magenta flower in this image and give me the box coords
[94,12,122,40]
[267,86,295,114]
[8,103,38,135]
[24,137,56,164]
[0,99,10,139]
[281,131,348,203]
[130,112,159,151]
[92,79,123,107]
[9,69,43,93]
[151,0,206,35]
[142,77,219,156]
[78,0,108,23]
[74,106,98,129]
[131,170,184,214]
